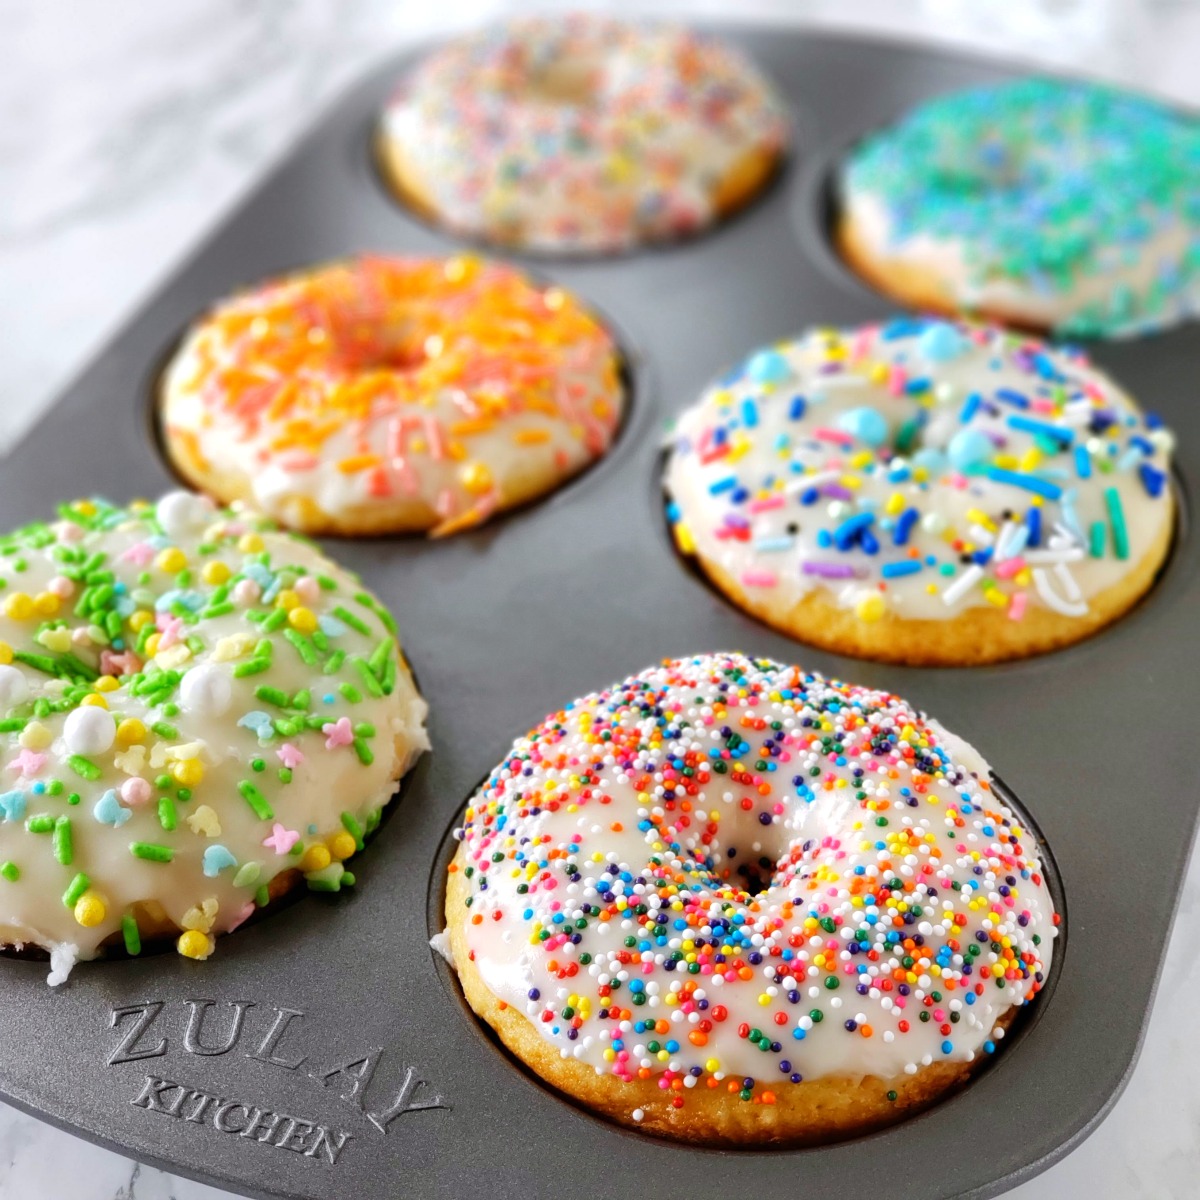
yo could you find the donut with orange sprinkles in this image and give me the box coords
[443,652,1058,1145]
[159,256,625,536]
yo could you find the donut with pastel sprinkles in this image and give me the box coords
[379,15,789,254]
[664,319,1174,664]
[160,256,624,536]
[445,652,1058,1144]
[839,78,1200,338]
[0,492,427,982]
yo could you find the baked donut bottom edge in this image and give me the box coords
[445,850,1019,1147]
[160,421,606,539]
[836,214,1060,336]
[679,490,1174,667]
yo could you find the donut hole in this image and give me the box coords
[518,59,601,108]
[722,844,775,897]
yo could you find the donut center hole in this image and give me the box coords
[724,844,776,897]
[523,60,600,107]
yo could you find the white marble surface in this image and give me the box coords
[3,1,1200,1196]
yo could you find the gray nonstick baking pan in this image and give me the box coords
[1,25,1196,1200]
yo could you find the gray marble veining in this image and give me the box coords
[3,2,1200,1196]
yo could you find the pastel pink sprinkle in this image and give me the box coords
[276,743,305,769]
[47,576,75,599]
[121,542,155,566]
[156,614,185,649]
[262,823,301,855]
[8,749,45,778]
[322,716,354,750]
[121,777,153,806]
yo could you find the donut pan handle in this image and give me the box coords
[0,26,1196,1200]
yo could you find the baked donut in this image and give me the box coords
[445,652,1058,1145]
[664,319,1174,665]
[379,15,789,254]
[160,255,624,536]
[838,78,1200,338]
[0,491,427,983]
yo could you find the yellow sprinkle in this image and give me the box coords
[514,428,551,445]
[171,759,205,788]
[20,722,50,750]
[300,844,332,873]
[287,606,318,634]
[885,492,907,516]
[202,561,231,586]
[128,610,155,633]
[966,508,996,533]
[3,593,34,621]
[855,593,887,622]
[275,589,300,611]
[38,627,72,653]
[461,461,494,495]
[1020,447,1042,473]
[212,633,255,663]
[74,891,107,928]
[33,592,60,617]
[328,831,357,861]
[116,719,147,746]
[80,693,108,710]
[0,642,10,665]
[94,675,119,693]
[674,523,696,555]
[156,643,191,670]
[186,805,221,837]
[237,533,264,554]
[143,633,162,658]
[155,548,187,574]
[177,930,213,960]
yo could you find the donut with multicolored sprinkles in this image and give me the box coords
[379,15,789,254]
[444,653,1058,1144]
[838,78,1200,338]
[664,319,1174,664]
[160,255,624,537]
[0,491,427,983]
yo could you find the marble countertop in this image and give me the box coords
[3,2,1199,1196]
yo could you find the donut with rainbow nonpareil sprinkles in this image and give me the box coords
[664,318,1174,665]
[379,15,789,254]
[0,492,427,982]
[838,77,1200,338]
[160,255,624,537]
[443,652,1058,1145]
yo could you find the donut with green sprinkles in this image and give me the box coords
[445,653,1058,1144]
[840,77,1200,338]
[0,491,427,983]
[664,318,1174,665]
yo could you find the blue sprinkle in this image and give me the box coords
[947,428,994,472]
[836,406,889,448]
[987,467,1062,499]
[745,349,790,384]
[1074,445,1092,479]
[893,508,920,546]
[917,321,969,362]
[881,560,922,578]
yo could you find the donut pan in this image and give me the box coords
[2,25,1198,1200]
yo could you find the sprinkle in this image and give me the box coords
[238,780,274,821]
[1104,486,1130,560]
[130,841,174,863]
